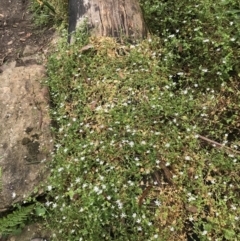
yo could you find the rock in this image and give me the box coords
[23,45,39,57]
[20,54,43,66]
[0,64,53,212]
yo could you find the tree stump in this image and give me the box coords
[68,0,148,42]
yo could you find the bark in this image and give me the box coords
[68,0,148,42]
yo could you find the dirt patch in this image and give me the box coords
[0,0,54,67]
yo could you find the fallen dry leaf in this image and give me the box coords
[185,204,198,213]
[26,33,32,38]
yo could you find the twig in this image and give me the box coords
[197,134,240,155]
[138,185,152,207]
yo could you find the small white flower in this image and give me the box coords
[154,200,161,206]
[128,180,134,186]
[177,72,184,76]
[231,205,237,210]
[12,192,16,199]
[129,141,134,147]
[75,177,81,183]
[47,185,52,191]
[185,156,191,161]
[132,213,137,218]
[170,226,174,231]
[203,39,210,43]
[211,179,216,184]
[116,200,123,209]
[93,186,100,192]
[118,203,123,209]
[202,230,208,235]
[45,201,51,206]
[165,143,170,148]
[188,196,196,202]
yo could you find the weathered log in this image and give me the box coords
[68,0,148,42]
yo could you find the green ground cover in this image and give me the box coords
[1,0,240,240]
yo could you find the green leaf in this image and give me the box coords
[204,223,213,232]
[42,1,56,14]
[224,229,236,240]
[35,206,46,216]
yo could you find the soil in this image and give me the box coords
[0,0,54,69]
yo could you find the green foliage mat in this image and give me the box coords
[44,25,240,240]
[1,0,239,240]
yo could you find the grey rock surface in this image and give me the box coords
[0,65,53,211]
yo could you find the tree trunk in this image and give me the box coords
[68,0,148,42]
